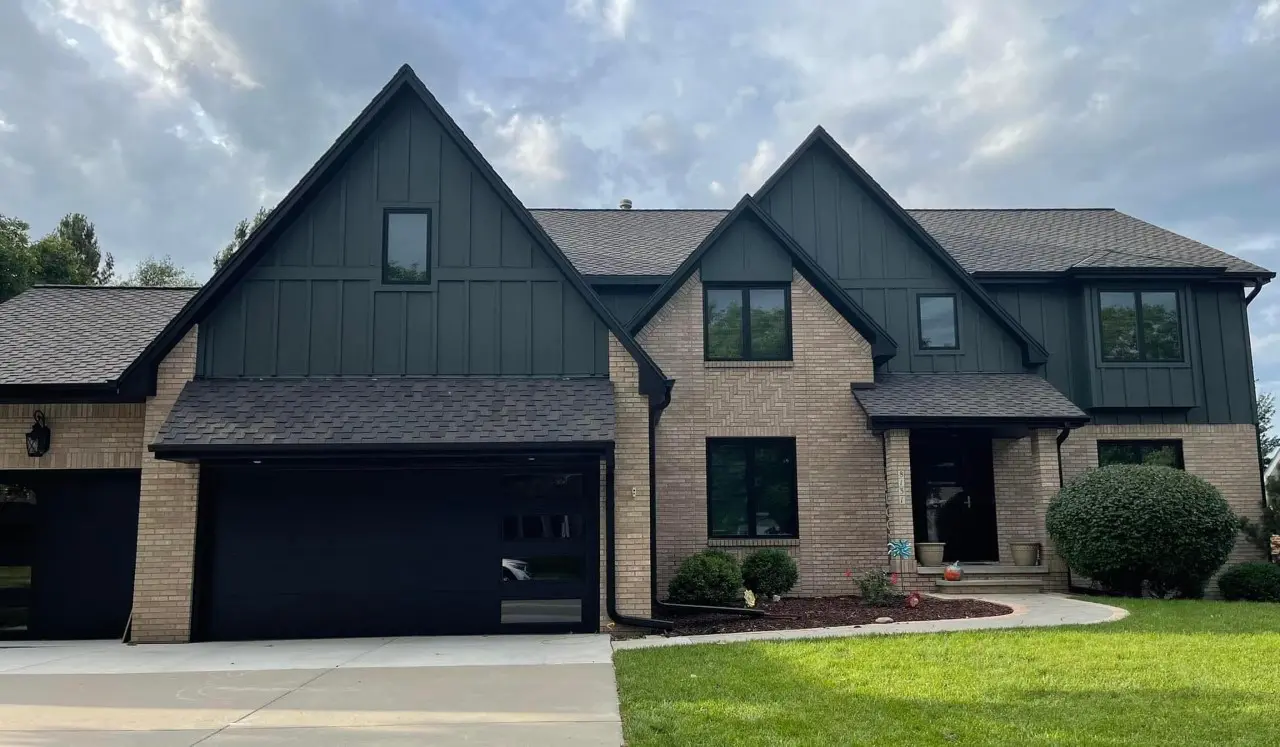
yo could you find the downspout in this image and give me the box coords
[1245,278,1268,305]
[1057,425,1086,593]
[604,381,673,631]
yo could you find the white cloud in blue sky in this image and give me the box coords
[2,0,1280,393]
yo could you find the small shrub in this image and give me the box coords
[1218,562,1280,602]
[1047,464,1238,598]
[741,549,799,598]
[856,569,904,607]
[667,550,743,606]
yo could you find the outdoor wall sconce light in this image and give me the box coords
[26,410,50,458]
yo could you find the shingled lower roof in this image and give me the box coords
[0,286,196,388]
[531,208,1270,278]
[151,377,616,456]
[852,373,1088,428]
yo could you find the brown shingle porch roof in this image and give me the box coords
[852,373,1088,428]
[151,377,616,458]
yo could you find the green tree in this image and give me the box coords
[29,233,92,285]
[1257,390,1279,471]
[55,212,113,285]
[214,206,270,271]
[0,215,34,302]
[122,255,198,287]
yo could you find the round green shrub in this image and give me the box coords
[666,550,743,606]
[1046,464,1238,598]
[741,549,799,598]
[1218,562,1280,602]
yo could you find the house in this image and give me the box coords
[0,65,1269,643]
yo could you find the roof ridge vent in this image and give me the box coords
[619,198,632,210]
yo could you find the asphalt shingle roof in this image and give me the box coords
[852,373,1088,424]
[152,377,616,451]
[0,286,196,386]
[531,208,1269,278]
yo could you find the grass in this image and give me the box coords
[614,599,1280,746]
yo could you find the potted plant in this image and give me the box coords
[1010,541,1041,567]
[916,542,945,567]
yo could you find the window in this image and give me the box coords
[707,438,798,538]
[918,294,958,350]
[704,286,790,361]
[1097,440,1184,469]
[1098,291,1181,362]
[382,209,431,283]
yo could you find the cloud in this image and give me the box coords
[567,0,636,39]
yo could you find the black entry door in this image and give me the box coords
[0,470,140,640]
[910,432,998,563]
[196,461,598,641]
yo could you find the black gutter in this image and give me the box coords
[1246,278,1269,305]
[605,445,672,630]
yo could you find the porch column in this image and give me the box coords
[884,429,915,575]
[1031,429,1069,591]
[993,429,1067,589]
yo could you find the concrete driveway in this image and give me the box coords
[0,635,621,746]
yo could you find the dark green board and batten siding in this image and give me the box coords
[986,282,1255,425]
[757,144,1026,374]
[197,91,609,379]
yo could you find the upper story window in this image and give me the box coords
[704,285,791,361]
[917,294,958,350]
[707,438,798,538]
[383,208,432,284]
[1097,440,1184,469]
[1099,291,1181,362]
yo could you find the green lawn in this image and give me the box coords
[614,599,1280,746]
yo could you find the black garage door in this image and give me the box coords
[0,470,140,640]
[195,461,599,641]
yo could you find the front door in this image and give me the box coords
[910,431,998,563]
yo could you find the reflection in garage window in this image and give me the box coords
[501,473,583,500]
[0,484,35,635]
[503,514,583,541]
[501,599,581,624]
[501,556,584,582]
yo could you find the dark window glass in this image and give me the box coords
[918,295,958,350]
[1099,290,1181,362]
[502,515,584,541]
[500,599,581,624]
[383,210,431,283]
[500,473,583,500]
[1097,440,1184,469]
[704,286,790,361]
[707,439,797,538]
[500,555,584,582]
[705,289,744,359]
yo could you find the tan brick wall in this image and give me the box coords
[130,329,200,643]
[1061,423,1267,582]
[640,270,880,598]
[991,429,1068,590]
[607,334,652,619]
[0,403,144,470]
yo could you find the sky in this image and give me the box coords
[2,0,1280,393]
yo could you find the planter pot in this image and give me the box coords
[917,542,946,567]
[1010,542,1041,567]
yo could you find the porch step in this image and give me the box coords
[933,577,1045,594]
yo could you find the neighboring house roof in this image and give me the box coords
[0,286,196,391]
[533,209,1270,280]
[626,196,898,361]
[151,377,616,458]
[852,373,1089,428]
[136,64,670,401]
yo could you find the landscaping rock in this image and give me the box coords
[874,616,894,624]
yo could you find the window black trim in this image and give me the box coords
[1098,290,1183,363]
[705,437,798,539]
[1096,439,1185,469]
[702,283,792,361]
[381,207,433,285]
[916,293,959,351]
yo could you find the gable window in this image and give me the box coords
[1099,291,1181,362]
[707,438,798,538]
[704,286,790,361]
[917,294,958,350]
[383,208,432,283]
[1097,440,1185,469]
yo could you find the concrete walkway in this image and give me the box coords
[613,593,1128,650]
[0,634,621,746]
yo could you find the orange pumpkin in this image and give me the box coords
[943,564,963,581]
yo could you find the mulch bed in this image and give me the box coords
[659,595,1012,636]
